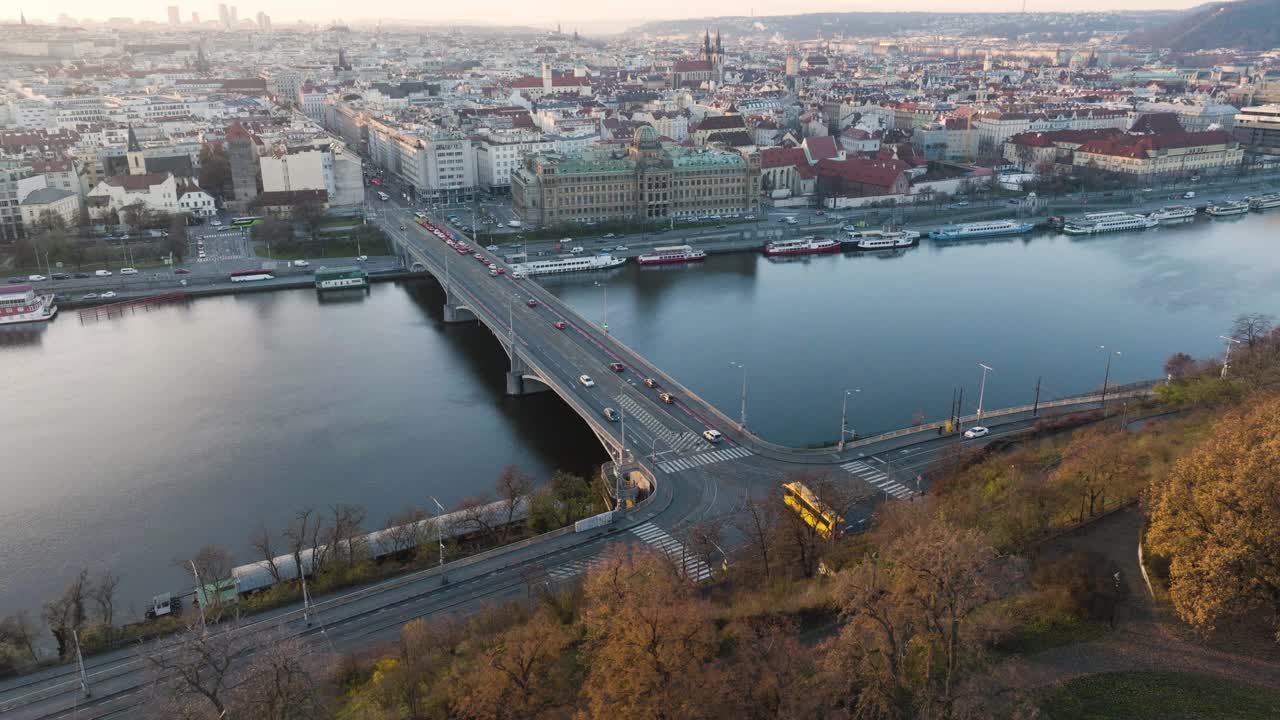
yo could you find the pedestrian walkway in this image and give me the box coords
[542,522,713,584]
[840,459,914,499]
[657,445,752,473]
[616,393,706,453]
[630,522,712,582]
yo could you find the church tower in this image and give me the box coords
[126,125,147,175]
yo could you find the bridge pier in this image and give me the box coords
[442,300,475,323]
[506,350,550,396]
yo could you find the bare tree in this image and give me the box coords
[231,635,322,720]
[92,571,121,629]
[494,466,534,543]
[250,523,283,584]
[734,495,780,581]
[383,506,430,558]
[327,503,367,568]
[0,611,41,663]
[282,508,317,581]
[452,495,498,544]
[1232,312,1275,348]
[145,622,246,718]
[189,546,234,616]
[685,518,726,579]
[42,568,90,658]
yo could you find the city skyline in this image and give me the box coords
[8,0,1223,29]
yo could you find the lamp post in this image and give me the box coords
[838,387,860,452]
[730,361,747,431]
[1099,346,1121,408]
[1219,335,1241,379]
[975,363,994,426]
[429,495,446,582]
[188,560,208,636]
[594,281,609,334]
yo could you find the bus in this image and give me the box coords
[782,481,844,540]
[230,216,263,228]
[229,268,276,282]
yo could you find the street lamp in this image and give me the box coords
[1218,335,1239,379]
[1099,346,1121,407]
[730,361,747,431]
[429,495,447,581]
[594,280,609,334]
[838,387,860,452]
[975,363,994,425]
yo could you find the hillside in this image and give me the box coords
[1128,0,1280,51]
[628,11,1179,41]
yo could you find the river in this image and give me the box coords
[3,212,1279,620]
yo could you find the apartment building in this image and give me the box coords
[474,130,554,191]
[1233,104,1280,155]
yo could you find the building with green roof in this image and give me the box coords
[512,126,760,227]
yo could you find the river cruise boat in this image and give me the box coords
[763,237,841,257]
[1147,206,1197,224]
[1207,200,1250,217]
[928,220,1034,241]
[314,266,369,291]
[637,245,707,266]
[510,254,626,276]
[1063,212,1158,235]
[1249,193,1280,210]
[0,283,58,325]
[842,229,920,251]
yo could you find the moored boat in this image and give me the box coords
[637,245,707,266]
[763,237,841,257]
[1207,200,1249,217]
[1063,211,1158,235]
[842,229,920,251]
[1147,205,1197,224]
[510,254,626,276]
[929,220,1034,241]
[0,283,58,325]
[1248,193,1280,211]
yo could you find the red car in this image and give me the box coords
[527,298,539,307]
[609,362,625,372]
[496,267,505,275]
[554,321,566,330]
[174,268,192,274]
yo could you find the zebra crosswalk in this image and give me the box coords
[616,394,706,453]
[657,445,752,473]
[840,459,915,499]
[631,522,712,582]
[540,522,714,583]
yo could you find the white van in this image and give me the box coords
[703,429,723,443]
[95,269,112,277]
[1183,191,1196,199]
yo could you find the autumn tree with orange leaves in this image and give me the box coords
[1147,394,1280,640]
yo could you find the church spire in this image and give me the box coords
[126,124,141,152]
[703,28,711,60]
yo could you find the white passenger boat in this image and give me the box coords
[509,254,626,276]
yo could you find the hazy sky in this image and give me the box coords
[17,0,1210,27]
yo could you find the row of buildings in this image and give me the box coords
[3,16,1280,237]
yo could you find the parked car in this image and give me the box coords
[293,260,310,268]
[100,291,117,299]
[28,274,47,282]
[174,268,192,274]
[51,272,70,280]
[81,292,99,300]
[73,272,91,279]
[6,276,23,283]
[963,426,990,439]
[120,267,138,275]
[95,270,112,277]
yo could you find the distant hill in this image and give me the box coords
[627,11,1179,41]
[1128,0,1280,51]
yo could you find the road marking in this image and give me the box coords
[657,445,751,473]
[616,394,707,453]
[630,522,712,582]
[840,460,914,498]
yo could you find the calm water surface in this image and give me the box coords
[3,213,1279,619]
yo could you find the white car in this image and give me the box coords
[100,291,117,299]
[963,426,990,439]
[210,219,222,226]
[120,267,138,275]
[95,269,112,277]
[27,274,47,282]
[356,255,368,262]
[578,374,595,388]
[569,246,585,254]
[614,245,628,251]
[703,429,723,443]
[294,260,310,268]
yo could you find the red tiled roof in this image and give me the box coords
[803,135,839,161]
[104,173,170,190]
[816,157,909,189]
[673,60,713,72]
[1076,130,1234,159]
[760,147,808,168]
[697,114,746,132]
[1008,128,1122,148]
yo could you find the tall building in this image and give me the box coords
[191,11,199,23]
[256,11,270,31]
[226,122,262,207]
[217,3,229,28]
[228,5,238,25]
[1234,104,1280,155]
[512,126,759,227]
[167,5,180,24]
